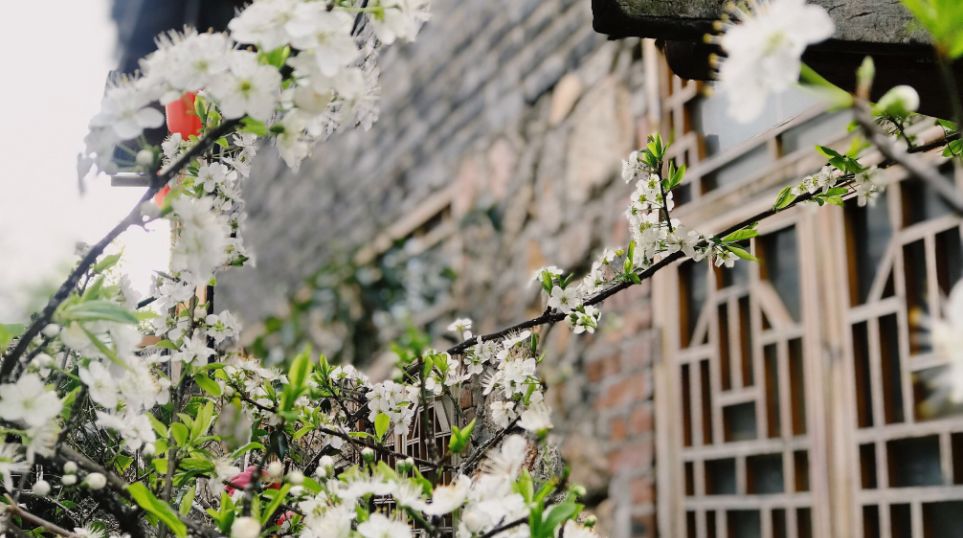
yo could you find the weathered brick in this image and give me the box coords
[607,441,652,472]
[629,403,654,436]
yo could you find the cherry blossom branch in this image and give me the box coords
[854,101,963,214]
[234,390,443,468]
[479,516,528,538]
[0,119,240,382]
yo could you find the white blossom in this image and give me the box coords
[90,83,164,140]
[716,0,835,122]
[0,374,62,428]
[357,513,412,538]
[0,444,27,491]
[207,50,282,121]
[79,361,119,409]
[170,196,230,285]
[370,0,431,44]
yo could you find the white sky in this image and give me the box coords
[0,1,169,322]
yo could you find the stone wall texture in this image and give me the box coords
[220,1,658,535]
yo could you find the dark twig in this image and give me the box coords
[0,119,239,382]
[854,101,963,214]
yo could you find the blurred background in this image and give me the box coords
[0,0,169,322]
[5,1,963,536]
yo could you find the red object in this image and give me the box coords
[156,92,204,206]
[225,465,282,495]
[165,93,203,138]
[154,185,171,206]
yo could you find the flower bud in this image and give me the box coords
[32,353,54,369]
[85,473,107,490]
[396,458,412,474]
[41,324,60,338]
[571,484,587,499]
[286,470,304,485]
[136,149,155,168]
[583,515,598,528]
[32,479,51,496]
[361,447,375,464]
[231,516,261,538]
[266,460,284,480]
[61,474,77,486]
[315,455,334,478]
[876,85,920,118]
[63,462,77,474]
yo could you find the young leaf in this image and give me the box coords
[726,245,758,262]
[374,412,391,441]
[773,185,797,210]
[240,117,268,136]
[193,373,222,397]
[127,483,187,538]
[61,300,138,325]
[721,225,759,243]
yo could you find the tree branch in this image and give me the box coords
[0,119,239,382]
[4,495,78,537]
[854,101,963,214]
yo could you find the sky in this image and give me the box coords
[0,1,169,322]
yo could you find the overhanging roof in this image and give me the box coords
[592,0,927,44]
[591,0,961,118]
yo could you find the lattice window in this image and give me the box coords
[644,40,850,208]
[839,173,963,538]
[662,214,823,538]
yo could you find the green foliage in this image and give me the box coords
[127,482,187,538]
[448,418,476,454]
[240,117,269,137]
[817,145,866,175]
[249,240,454,367]
[799,64,854,108]
[901,0,963,58]
[0,324,24,350]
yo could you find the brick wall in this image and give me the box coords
[220,1,659,535]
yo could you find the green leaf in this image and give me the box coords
[901,0,963,59]
[799,63,853,108]
[171,423,189,447]
[260,484,292,526]
[114,453,134,474]
[515,469,534,503]
[59,386,83,422]
[374,412,391,441]
[287,350,312,391]
[448,418,476,454]
[721,225,758,243]
[194,373,222,397]
[540,502,582,538]
[0,324,24,350]
[61,300,138,325]
[727,245,757,262]
[259,46,291,69]
[93,253,122,274]
[127,483,187,538]
[179,485,196,516]
[230,442,265,460]
[179,457,214,473]
[240,117,268,137]
[191,401,215,440]
[148,414,169,438]
[773,185,797,211]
